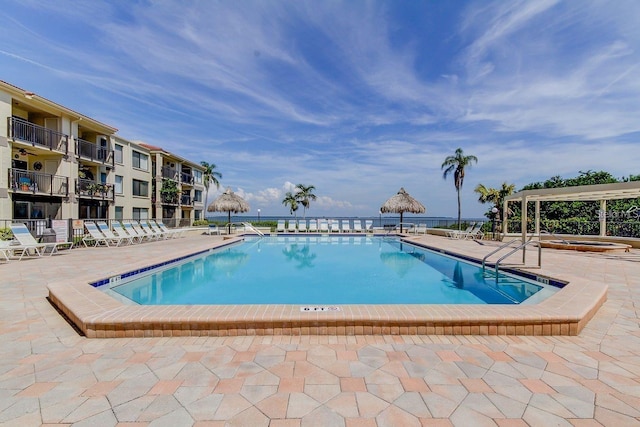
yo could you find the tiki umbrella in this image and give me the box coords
[207,187,250,234]
[380,187,426,232]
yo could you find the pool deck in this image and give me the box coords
[2,233,640,425]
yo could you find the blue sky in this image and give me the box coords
[2,0,639,218]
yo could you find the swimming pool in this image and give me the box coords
[104,236,557,305]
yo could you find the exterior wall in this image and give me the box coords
[0,91,12,219]
[112,136,152,219]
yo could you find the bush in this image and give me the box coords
[193,219,209,226]
[0,228,12,241]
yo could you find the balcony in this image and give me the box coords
[76,138,114,167]
[8,117,69,154]
[161,166,177,180]
[76,179,114,202]
[180,195,193,206]
[9,168,69,196]
[180,172,194,185]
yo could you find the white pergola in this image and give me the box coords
[503,181,640,242]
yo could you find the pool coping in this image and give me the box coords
[47,235,608,337]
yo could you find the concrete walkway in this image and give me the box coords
[1,234,639,426]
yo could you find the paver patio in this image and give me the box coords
[1,233,639,426]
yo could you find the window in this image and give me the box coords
[194,170,203,184]
[100,172,107,184]
[115,206,123,220]
[114,175,123,194]
[132,179,148,197]
[194,189,202,202]
[132,151,148,170]
[114,144,123,164]
[195,210,202,220]
[133,208,149,220]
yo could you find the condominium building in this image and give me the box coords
[0,80,205,228]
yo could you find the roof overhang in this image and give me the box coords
[504,181,640,203]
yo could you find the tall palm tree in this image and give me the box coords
[200,161,222,218]
[282,192,299,217]
[474,182,515,222]
[441,148,478,230]
[295,184,317,219]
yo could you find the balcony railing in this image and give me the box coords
[76,138,114,166]
[180,195,193,206]
[8,117,69,154]
[180,172,194,185]
[161,166,177,180]
[160,195,179,205]
[76,178,114,202]
[9,168,69,196]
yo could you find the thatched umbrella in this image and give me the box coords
[207,187,250,234]
[380,187,426,231]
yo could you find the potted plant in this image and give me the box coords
[160,179,181,204]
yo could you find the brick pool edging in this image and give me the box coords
[47,237,608,338]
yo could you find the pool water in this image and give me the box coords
[108,236,554,305]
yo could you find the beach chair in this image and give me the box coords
[0,239,37,261]
[308,220,318,233]
[319,219,329,233]
[341,220,351,233]
[463,223,484,240]
[112,222,137,244]
[276,220,286,233]
[365,220,373,233]
[298,220,307,232]
[287,220,297,233]
[154,220,184,238]
[95,221,129,246]
[139,221,163,240]
[10,223,73,256]
[352,220,363,233]
[330,220,340,233]
[206,224,220,235]
[147,221,170,239]
[447,222,475,239]
[415,224,427,234]
[122,221,148,242]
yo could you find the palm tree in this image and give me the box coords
[200,161,222,217]
[441,148,478,230]
[295,184,317,219]
[474,182,515,223]
[282,192,299,217]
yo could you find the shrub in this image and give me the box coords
[0,228,12,241]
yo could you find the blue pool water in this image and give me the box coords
[107,236,556,305]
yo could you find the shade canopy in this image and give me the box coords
[380,187,426,225]
[207,188,250,232]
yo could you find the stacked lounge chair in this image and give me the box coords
[9,223,73,258]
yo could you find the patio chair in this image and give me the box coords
[82,221,115,247]
[462,223,485,240]
[122,221,148,242]
[95,221,129,246]
[206,224,220,235]
[147,221,170,239]
[9,223,73,256]
[276,220,286,233]
[330,220,340,233]
[415,224,427,234]
[298,220,307,232]
[134,221,159,240]
[154,220,184,238]
[447,222,475,239]
[341,220,351,233]
[352,220,363,233]
[365,220,373,233]
[308,220,318,233]
[112,222,137,245]
[319,219,329,233]
[288,220,297,233]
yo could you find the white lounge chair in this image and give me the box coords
[10,223,73,256]
[147,221,169,239]
[95,221,129,246]
[462,223,484,240]
[330,220,340,233]
[0,240,37,261]
[154,220,184,238]
[341,220,351,233]
[112,222,136,245]
[122,221,148,242]
[447,222,475,239]
[298,220,307,232]
[276,220,286,233]
[415,224,427,234]
[139,221,163,240]
[308,220,318,233]
[352,220,363,233]
[319,219,329,233]
[206,224,220,235]
[288,220,297,233]
[365,220,373,233]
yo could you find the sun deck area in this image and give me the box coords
[3,233,640,425]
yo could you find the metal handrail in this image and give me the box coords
[540,229,570,244]
[482,238,529,270]
[494,239,542,277]
[226,222,265,237]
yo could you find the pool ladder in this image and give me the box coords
[225,222,265,237]
[481,235,542,278]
